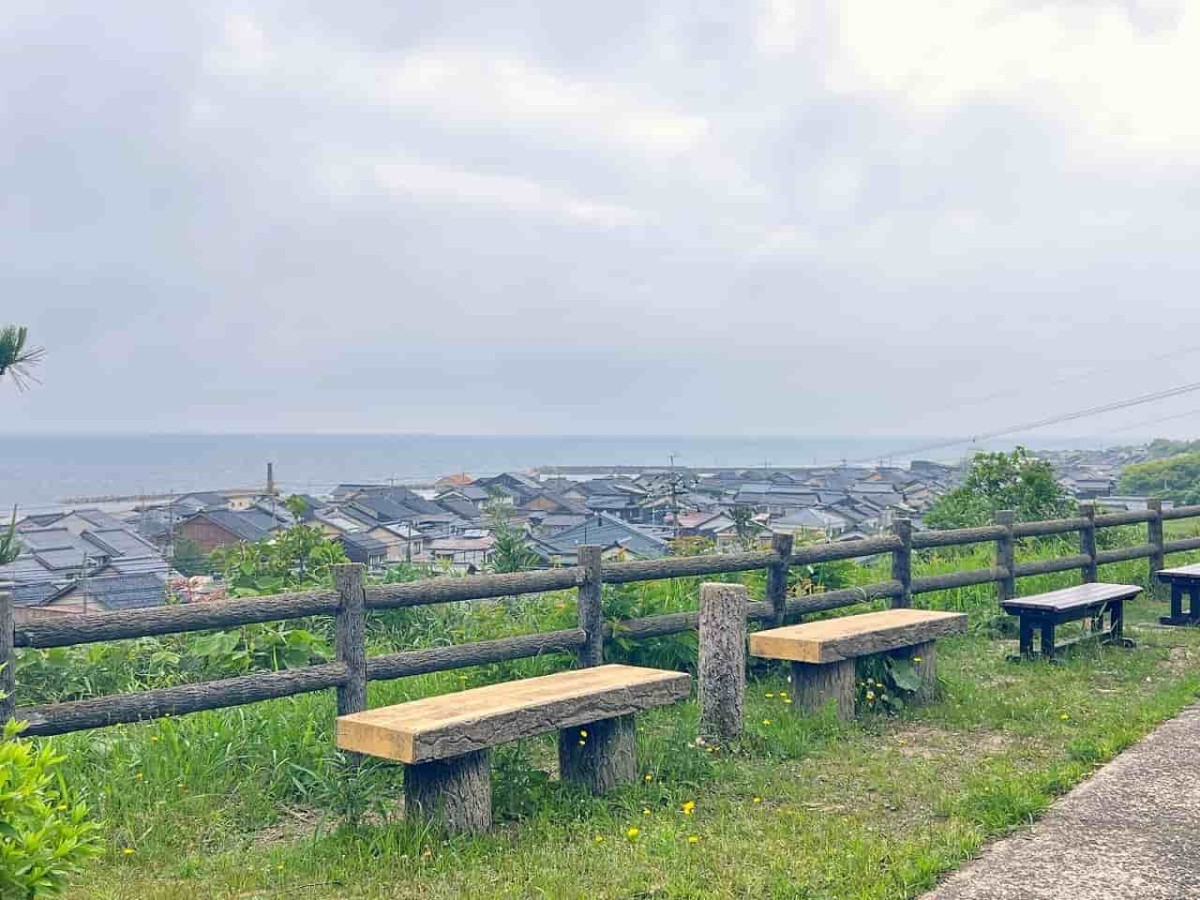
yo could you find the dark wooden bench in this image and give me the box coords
[1156,564,1200,626]
[336,664,690,833]
[1002,582,1141,659]
[748,609,967,720]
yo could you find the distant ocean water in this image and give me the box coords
[0,433,1113,512]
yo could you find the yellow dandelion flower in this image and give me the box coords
[913,656,922,664]
[578,740,586,746]
[594,835,604,843]
[122,848,135,855]
[626,827,640,840]
[752,797,762,804]
[644,774,654,782]
[762,719,773,726]
[1060,713,1070,720]
[688,835,700,844]
[579,729,588,738]
[682,800,696,815]
[866,690,875,701]
[783,697,793,704]
[643,808,651,816]
[764,692,775,698]
[135,772,143,780]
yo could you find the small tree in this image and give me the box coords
[925,447,1074,528]
[485,499,538,573]
[730,505,758,550]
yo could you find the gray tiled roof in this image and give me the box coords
[83,528,158,558]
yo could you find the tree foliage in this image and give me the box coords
[211,521,347,595]
[924,447,1074,528]
[1119,451,1200,505]
[0,507,19,566]
[0,326,44,391]
[485,499,538,573]
[0,720,101,897]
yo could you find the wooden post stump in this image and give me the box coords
[558,714,636,793]
[404,749,492,834]
[790,659,855,720]
[892,640,937,704]
[698,582,747,742]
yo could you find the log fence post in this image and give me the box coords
[577,546,604,668]
[994,510,1016,605]
[767,533,794,626]
[1080,503,1098,584]
[1147,499,1165,598]
[333,564,367,717]
[697,582,746,743]
[891,518,913,608]
[0,582,14,724]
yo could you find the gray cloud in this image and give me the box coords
[5,1,1200,440]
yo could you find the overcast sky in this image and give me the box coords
[5,2,1200,439]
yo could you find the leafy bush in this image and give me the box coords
[1119,451,1200,504]
[0,720,101,897]
[925,447,1073,528]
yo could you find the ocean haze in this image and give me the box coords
[0,432,1123,512]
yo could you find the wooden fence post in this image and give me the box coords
[698,582,746,743]
[994,510,1016,605]
[0,582,14,723]
[767,533,793,626]
[333,564,367,717]
[1080,503,1098,584]
[891,518,913,608]
[1147,499,1165,598]
[577,546,604,668]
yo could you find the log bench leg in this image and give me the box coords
[892,640,937,704]
[791,658,855,721]
[558,714,637,794]
[404,749,491,835]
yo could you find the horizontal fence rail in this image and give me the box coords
[3,499,1199,735]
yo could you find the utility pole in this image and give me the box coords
[669,453,680,536]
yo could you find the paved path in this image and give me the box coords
[925,704,1200,900]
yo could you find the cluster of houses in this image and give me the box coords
[5,445,1184,621]
[1,461,964,619]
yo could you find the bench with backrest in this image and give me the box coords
[748,609,968,720]
[336,664,690,833]
[1002,582,1141,659]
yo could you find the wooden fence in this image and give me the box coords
[4,500,1200,738]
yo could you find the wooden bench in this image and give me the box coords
[1002,582,1141,659]
[1156,564,1200,626]
[748,609,967,720]
[336,664,690,833]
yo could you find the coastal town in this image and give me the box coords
[0,444,1168,621]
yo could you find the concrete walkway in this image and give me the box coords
[925,704,1200,900]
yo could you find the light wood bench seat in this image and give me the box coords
[337,664,690,833]
[749,609,967,720]
[1002,582,1140,659]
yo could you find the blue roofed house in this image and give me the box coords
[530,513,670,564]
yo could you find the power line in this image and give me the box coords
[849,377,1200,464]
[909,342,1200,422]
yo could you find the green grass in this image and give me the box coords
[33,539,1200,898]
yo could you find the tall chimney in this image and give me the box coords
[267,461,276,496]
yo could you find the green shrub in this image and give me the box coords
[0,720,101,897]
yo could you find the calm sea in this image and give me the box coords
[0,433,1110,512]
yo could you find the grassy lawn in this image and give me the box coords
[57,589,1200,899]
